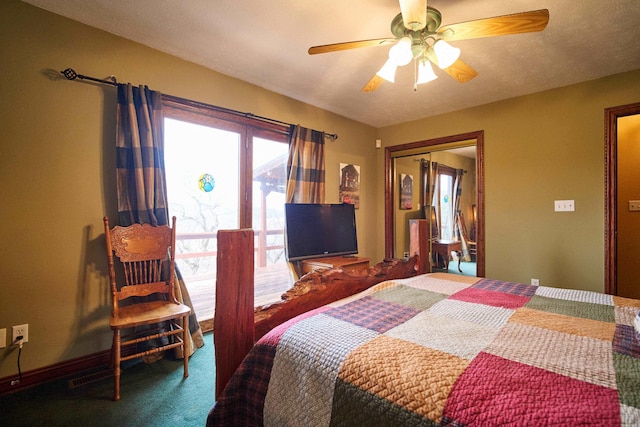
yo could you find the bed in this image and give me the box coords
[207,272,640,426]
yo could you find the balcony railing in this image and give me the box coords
[175,229,283,264]
[175,229,291,320]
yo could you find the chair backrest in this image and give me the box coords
[104,216,178,314]
[456,211,473,242]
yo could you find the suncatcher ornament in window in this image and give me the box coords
[198,173,215,192]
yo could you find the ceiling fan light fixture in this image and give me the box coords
[389,36,413,66]
[376,58,398,82]
[433,40,460,69]
[399,0,427,31]
[416,59,438,85]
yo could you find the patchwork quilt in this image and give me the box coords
[207,273,640,426]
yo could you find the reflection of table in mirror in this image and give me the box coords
[432,240,462,272]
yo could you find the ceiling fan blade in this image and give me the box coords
[424,48,477,83]
[309,38,397,55]
[362,74,385,92]
[438,9,549,41]
[442,59,478,83]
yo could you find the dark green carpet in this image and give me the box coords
[434,260,477,277]
[0,333,215,427]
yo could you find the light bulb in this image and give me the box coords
[389,36,413,66]
[433,40,461,69]
[416,59,438,85]
[376,59,398,82]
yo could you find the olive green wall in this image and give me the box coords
[0,0,376,379]
[375,69,640,292]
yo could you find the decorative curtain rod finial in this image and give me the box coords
[61,68,78,81]
[60,67,118,86]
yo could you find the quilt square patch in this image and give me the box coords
[620,404,640,426]
[615,304,640,327]
[613,353,640,410]
[331,379,434,426]
[427,298,514,329]
[399,273,475,295]
[372,285,447,312]
[526,294,615,323]
[209,342,278,426]
[337,335,470,424]
[386,310,502,360]
[325,296,420,333]
[265,314,379,426]
[260,306,330,346]
[443,352,621,426]
[485,322,616,388]
[509,307,616,341]
[536,286,614,305]
[450,287,530,309]
[473,278,537,297]
[613,324,640,358]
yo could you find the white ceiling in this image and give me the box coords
[22,0,640,128]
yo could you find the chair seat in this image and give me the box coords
[110,300,190,329]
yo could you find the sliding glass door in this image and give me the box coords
[162,100,292,322]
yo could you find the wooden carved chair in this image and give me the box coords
[103,216,190,401]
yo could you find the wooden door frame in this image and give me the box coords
[384,130,485,277]
[605,101,640,295]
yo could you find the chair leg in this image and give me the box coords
[113,329,121,401]
[183,314,189,378]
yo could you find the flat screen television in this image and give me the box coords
[284,203,358,261]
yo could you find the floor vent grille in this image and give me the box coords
[68,369,112,389]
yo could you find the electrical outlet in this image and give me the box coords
[531,278,540,286]
[12,324,28,345]
[0,328,6,349]
[403,251,410,261]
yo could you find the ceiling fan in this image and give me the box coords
[308,0,549,92]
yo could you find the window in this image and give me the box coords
[434,166,456,241]
[162,97,292,321]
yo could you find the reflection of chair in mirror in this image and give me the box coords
[103,216,190,401]
[457,211,476,261]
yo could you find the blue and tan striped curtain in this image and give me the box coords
[115,83,204,357]
[452,169,470,261]
[429,162,440,239]
[286,125,325,203]
[116,84,168,226]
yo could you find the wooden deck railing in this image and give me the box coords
[175,229,291,321]
[175,229,284,267]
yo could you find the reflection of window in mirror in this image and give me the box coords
[433,166,456,241]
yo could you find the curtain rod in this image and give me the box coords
[60,68,338,141]
[415,158,466,173]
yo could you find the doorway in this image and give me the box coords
[605,101,640,298]
[384,130,485,277]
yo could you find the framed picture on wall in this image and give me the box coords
[339,163,360,208]
[400,173,413,210]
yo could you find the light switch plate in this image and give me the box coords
[629,200,640,212]
[554,200,575,212]
[0,328,6,349]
